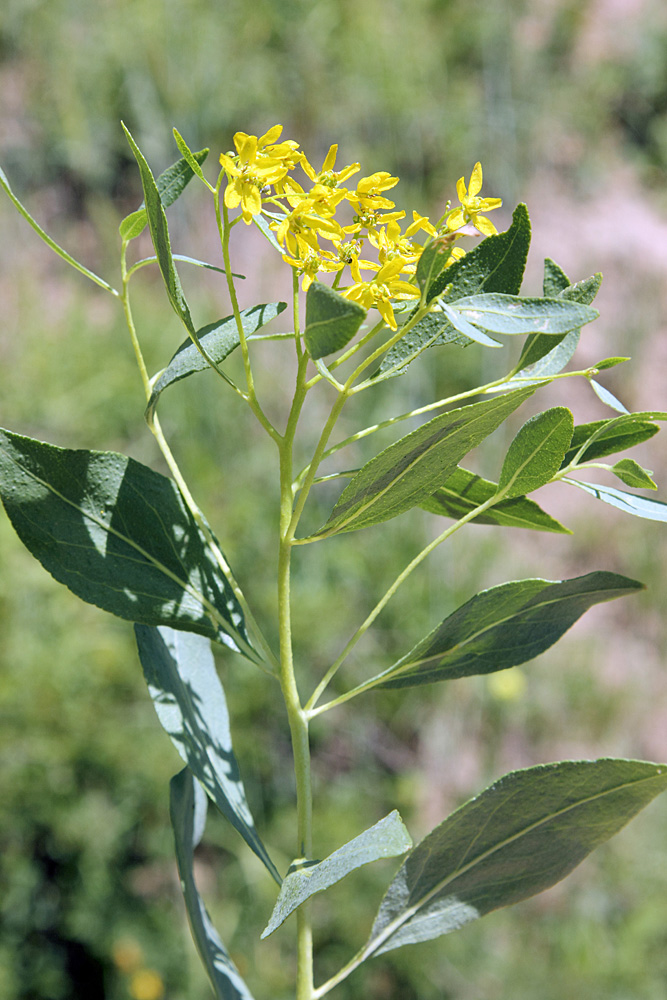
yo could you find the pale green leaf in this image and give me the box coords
[611,458,657,490]
[569,480,667,522]
[589,378,629,414]
[448,294,598,337]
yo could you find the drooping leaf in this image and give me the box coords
[364,759,667,957]
[611,458,657,490]
[147,303,287,417]
[562,414,664,467]
[440,303,503,347]
[122,123,195,333]
[420,467,570,533]
[136,626,280,882]
[0,428,251,652]
[542,257,570,297]
[119,146,210,242]
[261,811,411,938]
[170,768,257,1000]
[589,378,629,414]
[497,407,574,500]
[373,312,470,380]
[373,572,642,689]
[446,294,598,337]
[569,480,667,522]
[304,281,367,359]
[315,385,538,536]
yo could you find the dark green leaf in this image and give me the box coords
[590,378,629,414]
[542,257,570,297]
[375,571,642,689]
[170,768,257,999]
[447,294,598,337]
[147,303,287,417]
[570,480,667,522]
[415,239,456,294]
[315,385,538,535]
[594,356,630,371]
[498,407,574,499]
[373,312,470,380]
[172,129,210,187]
[136,626,280,881]
[0,428,250,651]
[122,123,195,333]
[421,467,570,533]
[261,811,411,938]
[119,146,209,242]
[562,414,663,467]
[304,281,366,359]
[611,458,657,490]
[365,759,667,956]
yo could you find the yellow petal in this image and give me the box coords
[478,197,502,212]
[224,181,242,210]
[258,124,283,147]
[241,182,262,217]
[474,215,498,236]
[446,208,465,231]
[468,162,483,198]
[456,176,467,202]
[322,144,338,172]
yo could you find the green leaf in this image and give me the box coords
[304,281,366,359]
[562,414,663,467]
[440,303,503,347]
[172,129,211,187]
[415,239,456,295]
[594,356,630,371]
[147,303,287,417]
[170,768,256,1000]
[122,122,195,333]
[570,480,667,522]
[542,257,570,297]
[119,145,210,242]
[374,571,642,689]
[421,467,571,534]
[373,312,470,380]
[261,811,411,939]
[364,759,667,956]
[589,378,629,414]
[253,211,284,253]
[446,293,599,337]
[136,626,280,882]
[498,407,574,499]
[611,458,657,490]
[0,428,251,652]
[315,385,538,536]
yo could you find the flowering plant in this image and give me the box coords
[2,124,667,1000]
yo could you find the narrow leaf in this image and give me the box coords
[136,626,280,882]
[304,282,366,359]
[375,571,642,689]
[261,812,411,938]
[147,303,287,417]
[0,429,250,651]
[172,129,211,187]
[590,378,629,414]
[448,294,598,337]
[498,407,574,499]
[562,414,663,467]
[365,759,667,956]
[440,303,503,347]
[122,123,195,333]
[119,146,210,242]
[611,458,657,490]
[170,768,257,1000]
[594,356,630,371]
[570,480,667,522]
[316,385,538,535]
[421,467,570,534]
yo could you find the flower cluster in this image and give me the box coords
[219,126,501,330]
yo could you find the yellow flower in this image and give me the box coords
[301,144,360,189]
[446,162,501,236]
[347,171,400,213]
[344,256,420,330]
[282,246,343,291]
[220,125,301,224]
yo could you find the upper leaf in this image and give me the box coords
[497,407,574,500]
[261,811,411,938]
[136,626,280,882]
[315,385,538,536]
[374,571,642,689]
[562,414,663,467]
[123,123,195,333]
[365,759,667,956]
[445,294,598,337]
[421,466,570,534]
[147,302,287,417]
[0,428,250,652]
[304,281,366,359]
[170,768,257,1000]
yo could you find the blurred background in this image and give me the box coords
[2,1,667,998]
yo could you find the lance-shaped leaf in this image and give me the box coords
[136,626,280,882]
[611,459,657,490]
[562,414,663,467]
[497,407,574,500]
[568,480,667,523]
[421,467,570,534]
[440,303,502,347]
[446,294,598,338]
[261,811,411,938]
[123,123,195,333]
[170,768,257,1000]
[589,378,629,414]
[364,759,667,957]
[119,146,210,242]
[375,204,531,379]
[304,281,367,359]
[147,303,287,417]
[315,385,538,535]
[373,571,642,690]
[0,428,251,652]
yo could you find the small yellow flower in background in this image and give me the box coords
[446,162,502,236]
[130,968,165,1000]
[487,667,527,702]
[112,938,143,974]
[220,124,301,224]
